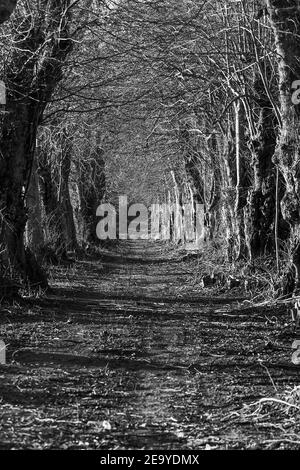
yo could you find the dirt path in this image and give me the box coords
[0,241,299,449]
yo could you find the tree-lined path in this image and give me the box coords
[0,242,298,450]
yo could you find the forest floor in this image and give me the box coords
[1,240,300,450]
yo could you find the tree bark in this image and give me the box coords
[0,66,46,285]
[58,128,78,252]
[244,71,289,259]
[77,148,106,245]
[26,156,45,254]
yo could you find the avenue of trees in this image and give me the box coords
[1,0,300,296]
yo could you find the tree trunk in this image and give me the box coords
[26,156,45,254]
[223,113,249,262]
[234,101,249,260]
[243,62,289,260]
[38,147,69,258]
[77,149,106,245]
[58,129,78,252]
[0,84,47,286]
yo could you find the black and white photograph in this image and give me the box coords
[0,0,300,456]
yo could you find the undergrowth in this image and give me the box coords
[187,239,294,304]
